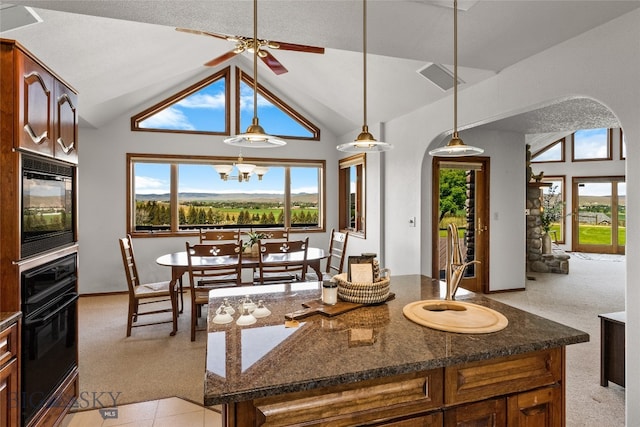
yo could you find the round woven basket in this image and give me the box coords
[334,273,390,304]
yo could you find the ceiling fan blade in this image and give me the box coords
[268,41,325,54]
[175,27,233,41]
[204,50,239,67]
[260,51,288,75]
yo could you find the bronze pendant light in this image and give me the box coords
[337,0,392,153]
[224,0,286,148]
[429,0,483,157]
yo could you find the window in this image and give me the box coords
[128,154,325,236]
[237,68,320,140]
[131,68,230,135]
[541,176,566,244]
[532,138,564,163]
[338,154,365,237]
[130,66,320,140]
[572,128,611,161]
[620,129,626,160]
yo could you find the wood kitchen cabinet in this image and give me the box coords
[1,321,20,427]
[5,39,78,164]
[224,348,565,427]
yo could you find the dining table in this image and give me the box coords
[155,247,328,334]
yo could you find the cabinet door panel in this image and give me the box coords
[54,81,78,164]
[18,53,54,156]
[444,398,506,427]
[507,386,562,427]
[1,358,19,427]
[382,411,443,426]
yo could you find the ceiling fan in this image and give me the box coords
[176,27,325,75]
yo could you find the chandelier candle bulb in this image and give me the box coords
[322,281,338,305]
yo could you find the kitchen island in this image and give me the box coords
[205,275,588,426]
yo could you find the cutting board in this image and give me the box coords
[285,293,395,320]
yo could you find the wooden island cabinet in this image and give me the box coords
[205,276,588,427]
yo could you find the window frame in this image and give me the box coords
[236,67,320,141]
[127,153,325,237]
[620,128,626,160]
[338,153,366,238]
[130,67,231,135]
[571,128,612,162]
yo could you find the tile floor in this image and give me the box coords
[61,397,222,427]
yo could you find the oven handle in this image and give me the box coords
[24,293,79,327]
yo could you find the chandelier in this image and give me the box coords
[212,154,268,182]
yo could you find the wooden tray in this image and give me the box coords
[285,293,395,320]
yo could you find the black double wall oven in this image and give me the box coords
[20,253,78,425]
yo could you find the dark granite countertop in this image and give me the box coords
[204,275,589,406]
[0,311,21,332]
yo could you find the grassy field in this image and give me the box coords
[438,223,626,246]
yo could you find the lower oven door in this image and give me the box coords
[22,291,79,425]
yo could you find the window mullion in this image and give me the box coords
[171,163,179,232]
[284,167,291,228]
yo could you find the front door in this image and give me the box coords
[432,157,490,293]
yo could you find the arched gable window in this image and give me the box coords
[130,66,320,141]
[236,68,319,140]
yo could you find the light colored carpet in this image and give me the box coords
[77,292,206,407]
[489,253,626,427]
[78,256,625,425]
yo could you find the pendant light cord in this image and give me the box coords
[453,0,458,137]
[253,0,259,123]
[363,0,368,130]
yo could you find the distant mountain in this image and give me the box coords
[136,192,318,203]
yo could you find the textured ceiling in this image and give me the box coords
[1,1,636,138]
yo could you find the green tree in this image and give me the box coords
[439,169,467,223]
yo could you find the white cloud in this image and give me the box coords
[239,84,273,112]
[139,107,194,130]
[135,176,169,194]
[176,92,225,109]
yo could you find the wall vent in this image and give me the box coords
[417,63,464,92]
[0,5,42,33]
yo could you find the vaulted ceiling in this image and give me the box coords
[1,1,637,140]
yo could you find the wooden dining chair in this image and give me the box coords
[199,229,241,243]
[255,237,309,285]
[185,241,242,341]
[304,229,349,282]
[119,234,178,337]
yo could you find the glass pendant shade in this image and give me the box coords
[429,132,484,157]
[337,126,393,152]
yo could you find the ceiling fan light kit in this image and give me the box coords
[429,0,483,158]
[223,0,287,149]
[337,0,393,153]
